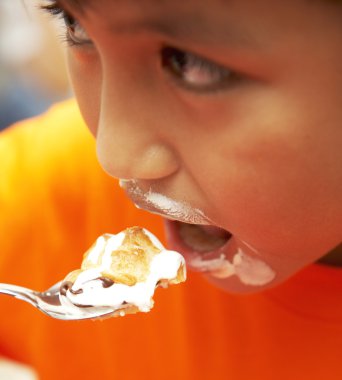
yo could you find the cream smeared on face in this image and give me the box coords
[188,248,276,285]
[165,221,276,288]
[119,179,211,225]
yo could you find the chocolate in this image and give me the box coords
[97,277,115,288]
[59,281,73,296]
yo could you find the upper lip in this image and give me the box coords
[119,179,212,225]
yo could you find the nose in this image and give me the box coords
[95,73,179,181]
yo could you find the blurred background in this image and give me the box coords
[0,0,71,131]
[1,1,70,375]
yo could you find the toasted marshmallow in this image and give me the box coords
[59,227,186,317]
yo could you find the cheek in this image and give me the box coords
[67,51,102,136]
[197,109,341,257]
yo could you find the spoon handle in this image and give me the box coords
[0,283,39,307]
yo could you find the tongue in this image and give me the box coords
[178,223,231,253]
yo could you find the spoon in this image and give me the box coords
[0,281,115,320]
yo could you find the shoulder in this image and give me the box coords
[0,99,125,281]
[0,98,159,241]
[0,98,122,239]
[0,98,105,198]
[0,98,93,165]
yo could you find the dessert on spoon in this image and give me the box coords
[0,227,186,320]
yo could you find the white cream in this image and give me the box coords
[60,229,186,314]
[189,254,235,278]
[232,249,276,286]
[119,179,211,225]
[189,249,275,286]
[85,233,125,266]
[144,191,209,225]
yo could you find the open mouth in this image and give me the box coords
[164,220,237,278]
[176,223,232,253]
[164,220,276,286]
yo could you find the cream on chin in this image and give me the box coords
[166,221,276,287]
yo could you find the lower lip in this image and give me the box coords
[163,219,276,287]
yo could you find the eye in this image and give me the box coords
[161,46,239,92]
[63,13,91,45]
[41,1,92,46]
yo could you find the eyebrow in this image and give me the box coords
[59,0,159,13]
[58,0,88,13]
[58,0,259,48]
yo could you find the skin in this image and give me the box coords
[55,0,341,293]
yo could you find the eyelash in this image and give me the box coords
[40,1,89,46]
[41,1,241,92]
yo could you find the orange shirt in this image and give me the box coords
[0,99,342,380]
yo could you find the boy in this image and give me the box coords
[0,0,341,378]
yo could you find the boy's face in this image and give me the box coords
[60,0,342,292]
